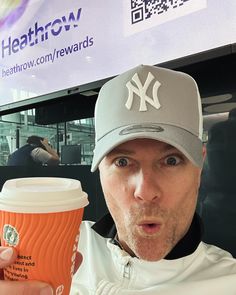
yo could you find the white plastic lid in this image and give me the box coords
[0,177,89,213]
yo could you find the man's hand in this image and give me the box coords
[74,251,83,273]
[40,138,60,165]
[40,138,50,148]
[0,247,53,295]
[0,247,82,294]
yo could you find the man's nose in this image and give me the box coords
[133,169,160,202]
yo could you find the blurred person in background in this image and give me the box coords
[7,135,59,166]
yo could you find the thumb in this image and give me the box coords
[0,247,53,294]
[0,247,18,280]
[0,247,17,268]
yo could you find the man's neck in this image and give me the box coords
[92,212,203,260]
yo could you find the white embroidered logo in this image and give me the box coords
[125,72,161,111]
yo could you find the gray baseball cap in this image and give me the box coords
[91,64,203,172]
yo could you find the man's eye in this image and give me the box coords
[115,158,129,167]
[164,155,181,166]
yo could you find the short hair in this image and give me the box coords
[26,136,45,150]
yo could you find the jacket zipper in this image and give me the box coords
[123,261,131,279]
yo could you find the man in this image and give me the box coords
[0,65,236,294]
[7,136,60,166]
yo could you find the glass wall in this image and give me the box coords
[0,108,95,166]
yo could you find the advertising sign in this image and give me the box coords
[0,0,235,111]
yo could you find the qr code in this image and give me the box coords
[131,0,190,24]
[124,0,207,35]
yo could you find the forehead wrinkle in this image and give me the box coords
[107,148,134,157]
[107,140,180,157]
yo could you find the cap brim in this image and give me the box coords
[91,124,203,172]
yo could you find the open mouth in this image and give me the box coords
[138,222,161,234]
[143,223,157,228]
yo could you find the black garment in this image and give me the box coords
[92,212,203,260]
[7,144,42,166]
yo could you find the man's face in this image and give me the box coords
[99,138,203,261]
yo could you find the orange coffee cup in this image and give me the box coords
[0,177,89,295]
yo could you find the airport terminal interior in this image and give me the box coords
[1,50,236,259]
[0,1,236,260]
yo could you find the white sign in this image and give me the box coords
[0,0,236,110]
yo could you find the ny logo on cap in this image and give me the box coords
[125,72,161,111]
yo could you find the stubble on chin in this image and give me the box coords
[117,204,184,261]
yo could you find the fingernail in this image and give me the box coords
[40,286,54,295]
[0,248,14,261]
